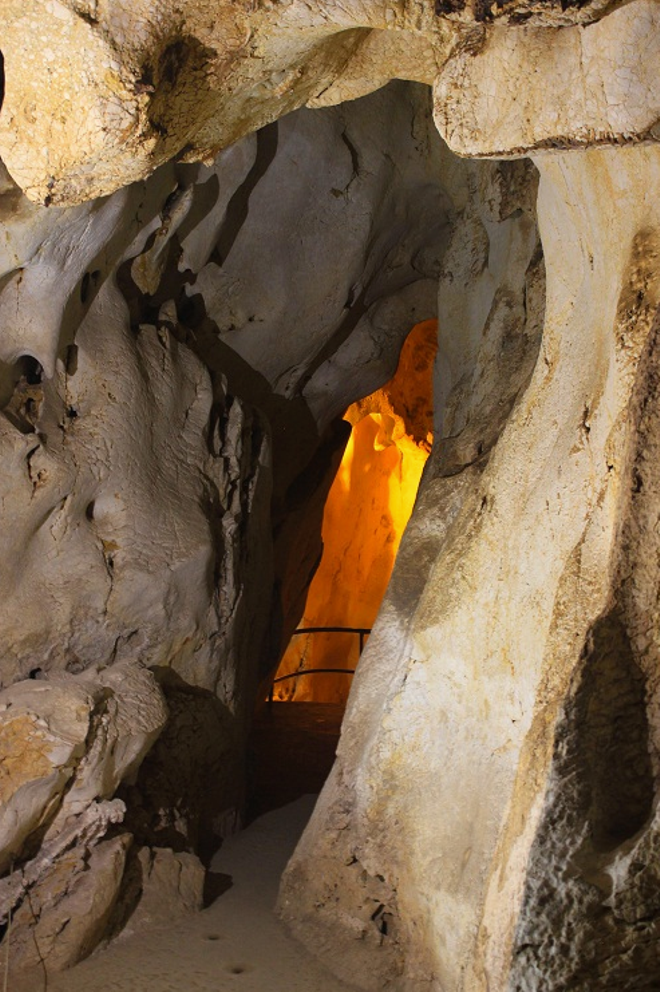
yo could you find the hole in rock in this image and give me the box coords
[65,343,79,376]
[16,354,43,385]
[248,319,436,820]
[80,272,91,304]
[1,355,44,433]
[0,52,4,116]
[80,270,101,306]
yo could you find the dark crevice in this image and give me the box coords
[435,0,466,13]
[200,466,226,590]
[511,609,655,990]
[210,122,279,268]
[473,0,494,20]
[340,128,360,180]
[576,614,653,852]
[18,356,43,386]
[80,269,100,306]
[1,355,44,434]
[0,52,4,115]
[65,344,79,377]
[80,271,91,304]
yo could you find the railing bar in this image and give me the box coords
[292,626,371,636]
[268,627,372,705]
[272,667,357,684]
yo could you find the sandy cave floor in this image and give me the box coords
[39,796,359,992]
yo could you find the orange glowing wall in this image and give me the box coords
[273,319,437,703]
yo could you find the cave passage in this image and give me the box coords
[273,317,437,705]
[247,319,436,820]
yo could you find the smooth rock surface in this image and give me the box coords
[280,144,660,992]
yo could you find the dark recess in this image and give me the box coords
[576,613,653,851]
[17,355,43,385]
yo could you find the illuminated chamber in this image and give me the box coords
[273,318,437,703]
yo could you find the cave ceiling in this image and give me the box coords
[0,0,657,204]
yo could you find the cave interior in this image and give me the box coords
[1,3,660,990]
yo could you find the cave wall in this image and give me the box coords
[279,43,660,992]
[0,1,659,989]
[279,149,545,990]
[0,79,450,981]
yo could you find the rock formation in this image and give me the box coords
[0,0,659,989]
[0,75,448,984]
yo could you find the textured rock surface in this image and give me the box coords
[0,680,93,874]
[279,152,544,990]
[121,846,205,934]
[433,0,660,158]
[0,662,166,979]
[1,0,657,205]
[0,81,446,694]
[0,80,450,969]
[1,1,659,989]
[279,145,660,991]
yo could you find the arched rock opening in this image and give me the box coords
[248,318,436,820]
[272,317,436,706]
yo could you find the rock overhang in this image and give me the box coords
[0,0,657,205]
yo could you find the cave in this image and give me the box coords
[1,3,660,992]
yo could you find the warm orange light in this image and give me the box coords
[273,320,437,703]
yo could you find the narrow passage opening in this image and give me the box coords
[248,319,436,819]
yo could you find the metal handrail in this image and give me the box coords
[272,667,357,685]
[268,625,371,703]
[292,626,371,652]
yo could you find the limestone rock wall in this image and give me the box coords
[279,151,545,990]
[0,80,449,974]
[279,86,660,992]
[271,8,660,992]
